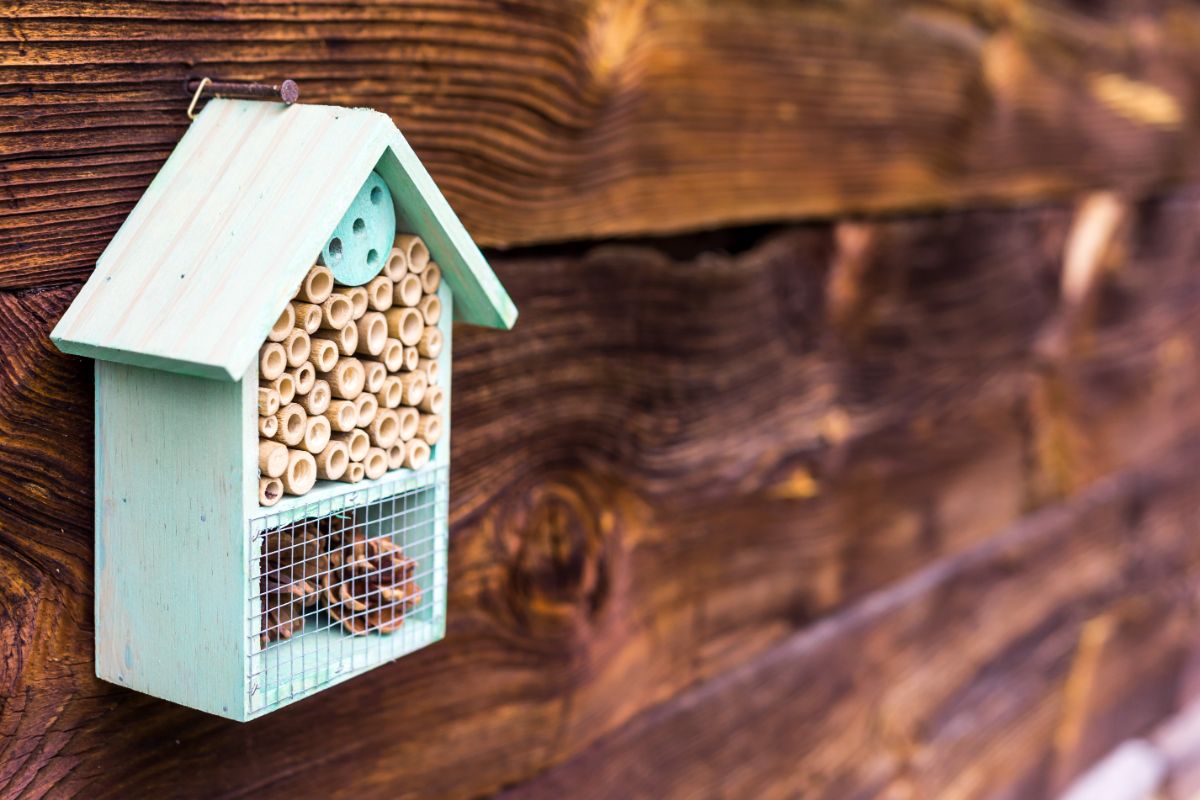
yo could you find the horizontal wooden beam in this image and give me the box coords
[5,2,1200,288]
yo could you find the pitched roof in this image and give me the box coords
[52,99,516,381]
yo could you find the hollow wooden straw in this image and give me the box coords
[368,409,400,448]
[282,329,311,368]
[354,392,378,428]
[324,399,358,432]
[268,303,295,342]
[258,415,278,438]
[382,338,405,372]
[296,265,334,305]
[399,370,427,407]
[258,387,281,417]
[316,440,349,481]
[292,301,323,334]
[396,407,419,441]
[385,246,408,281]
[259,477,283,507]
[319,294,353,330]
[417,326,443,358]
[266,372,296,405]
[301,379,331,416]
[377,375,403,408]
[282,449,317,495]
[362,360,387,394]
[403,346,420,371]
[346,286,369,320]
[367,276,393,311]
[384,307,424,346]
[418,358,439,385]
[340,461,366,484]
[416,414,442,445]
[355,312,386,357]
[386,441,406,470]
[403,439,431,470]
[324,357,365,400]
[395,234,429,274]
[259,342,286,380]
[313,322,358,356]
[303,414,331,454]
[332,429,370,462]
[363,447,388,480]
[394,274,422,308]
[418,385,444,414]
[291,361,315,395]
[308,337,340,372]
[418,294,441,326]
[272,402,307,446]
[258,440,289,478]
[421,262,441,294]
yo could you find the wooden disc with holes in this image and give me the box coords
[319,171,396,286]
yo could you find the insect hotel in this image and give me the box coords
[49,99,517,720]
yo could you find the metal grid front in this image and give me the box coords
[246,466,448,714]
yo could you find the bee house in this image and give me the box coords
[50,99,517,720]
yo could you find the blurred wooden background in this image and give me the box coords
[5,2,1200,797]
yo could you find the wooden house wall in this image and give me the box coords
[5,2,1200,797]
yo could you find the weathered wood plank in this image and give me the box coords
[6,1,1200,287]
[3,193,1200,796]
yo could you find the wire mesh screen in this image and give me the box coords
[246,466,448,714]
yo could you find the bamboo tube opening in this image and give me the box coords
[364,447,388,480]
[259,477,283,506]
[316,440,349,481]
[302,379,331,416]
[355,312,386,356]
[321,294,353,330]
[404,346,420,371]
[367,276,393,311]
[418,385,445,414]
[347,286,369,320]
[259,415,279,438]
[298,265,334,304]
[325,399,358,432]
[394,274,422,307]
[342,461,366,484]
[259,342,286,380]
[303,414,331,454]
[418,358,439,385]
[268,303,295,342]
[363,360,387,394]
[399,370,427,407]
[378,376,403,408]
[327,357,365,399]
[293,301,323,334]
[418,326,443,358]
[258,440,289,478]
[385,247,408,281]
[421,262,441,294]
[354,392,378,427]
[283,449,317,495]
[292,362,316,395]
[283,329,311,367]
[418,294,441,326]
[273,403,306,446]
[387,442,406,470]
[270,372,296,405]
[417,414,443,445]
[258,387,281,417]
[403,439,431,470]
[397,234,429,274]
[382,338,405,372]
[385,307,423,346]
[333,429,370,461]
[369,409,400,448]
[397,407,419,441]
[307,337,339,372]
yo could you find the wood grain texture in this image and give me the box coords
[7,1,1200,288]
[4,190,1200,796]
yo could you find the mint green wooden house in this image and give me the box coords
[49,99,516,721]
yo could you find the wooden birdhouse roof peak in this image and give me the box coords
[51,99,516,381]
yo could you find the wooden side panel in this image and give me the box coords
[95,360,251,717]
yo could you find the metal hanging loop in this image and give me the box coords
[185,77,300,121]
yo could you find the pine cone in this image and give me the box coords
[260,521,331,645]
[321,532,422,635]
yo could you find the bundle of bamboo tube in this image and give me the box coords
[257,233,446,506]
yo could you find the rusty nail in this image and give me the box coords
[184,78,300,105]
